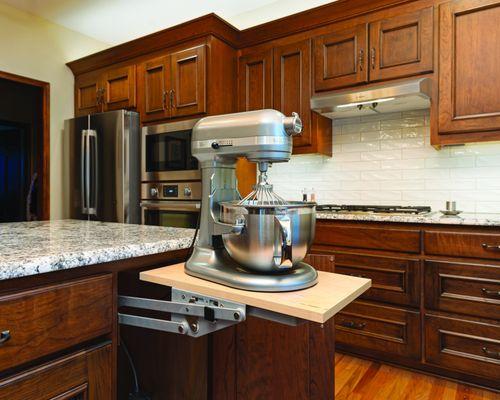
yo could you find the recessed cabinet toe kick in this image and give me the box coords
[118,263,371,336]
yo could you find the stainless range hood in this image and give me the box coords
[310,78,431,119]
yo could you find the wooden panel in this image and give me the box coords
[424,230,500,260]
[138,55,170,122]
[238,50,273,112]
[313,23,368,91]
[140,263,370,323]
[334,252,420,307]
[336,300,421,360]
[273,39,312,147]
[0,275,112,371]
[102,64,136,111]
[425,260,500,319]
[170,45,206,117]
[315,221,421,253]
[425,314,500,386]
[75,71,100,116]
[439,0,500,136]
[0,343,112,400]
[369,7,433,81]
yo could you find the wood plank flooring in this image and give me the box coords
[335,354,500,400]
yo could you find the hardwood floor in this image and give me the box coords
[335,354,500,400]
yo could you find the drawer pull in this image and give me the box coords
[340,321,366,330]
[349,273,367,278]
[0,330,10,345]
[481,243,500,251]
[482,347,500,359]
[481,288,500,298]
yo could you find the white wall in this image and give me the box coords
[0,2,109,219]
[268,110,500,213]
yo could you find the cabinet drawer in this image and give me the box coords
[425,260,500,320]
[425,314,500,386]
[0,274,113,372]
[315,222,421,253]
[0,342,112,399]
[335,301,421,360]
[424,230,500,260]
[335,253,420,307]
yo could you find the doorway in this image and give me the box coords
[0,71,49,222]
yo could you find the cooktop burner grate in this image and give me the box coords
[316,204,432,214]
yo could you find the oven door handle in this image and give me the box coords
[140,201,201,212]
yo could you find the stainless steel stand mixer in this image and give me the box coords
[185,109,318,292]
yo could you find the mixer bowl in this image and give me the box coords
[220,201,316,273]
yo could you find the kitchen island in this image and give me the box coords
[0,220,370,399]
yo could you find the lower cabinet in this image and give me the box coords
[335,300,421,361]
[0,342,112,400]
[425,314,500,389]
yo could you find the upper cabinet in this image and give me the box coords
[313,24,368,91]
[313,7,434,92]
[238,42,332,156]
[238,50,273,111]
[138,45,207,122]
[75,65,136,116]
[438,0,500,143]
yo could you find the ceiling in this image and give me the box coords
[1,0,336,45]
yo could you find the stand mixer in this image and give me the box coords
[185,109,318,292]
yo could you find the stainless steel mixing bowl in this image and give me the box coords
[220,201,316,273]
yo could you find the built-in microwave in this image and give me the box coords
[141,118,201,182]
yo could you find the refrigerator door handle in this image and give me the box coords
[87,129,98,216]
[81,130,88,214]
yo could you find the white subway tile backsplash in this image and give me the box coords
[266,111,500,212]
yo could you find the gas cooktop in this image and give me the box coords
[316,204,432,215]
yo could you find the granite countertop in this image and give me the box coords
[0,220,195,281]
[316,211,500,226]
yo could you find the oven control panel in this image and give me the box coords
[142,181,201,201]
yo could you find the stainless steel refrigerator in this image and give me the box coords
[65,110,140,223]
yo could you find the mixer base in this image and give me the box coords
[185,247,318,292]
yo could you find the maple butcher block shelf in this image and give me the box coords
[140,263,371,323]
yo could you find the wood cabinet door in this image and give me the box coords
[313,24,368,91]
[369,7,433,82]
[439,0,500,135]
[274,40,312,147]
[101,64,136,111]
[0,343,112,400]
[138,56,170,122]
[169,45,206,118]
[75,71,101,116]
[238,50,273,111]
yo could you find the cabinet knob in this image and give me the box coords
[482,347,500,359]
[340,320,366,330]
[0,330,11,346]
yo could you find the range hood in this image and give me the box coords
[310,78,431,119]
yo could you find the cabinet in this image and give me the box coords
[238,45,331,155]
[0,343,113,399]
[75,65,136,116]
[313,7,433,92]
[138,45,207,122]
[438,0,500,141]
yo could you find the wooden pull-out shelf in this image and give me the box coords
[140,263,371,323]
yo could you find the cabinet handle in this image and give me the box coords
[481,243,500,251]
[482,288,500,298]
[0,330,10,345]
[170,89,175,109]
[340,320,366,330]
[349,273,367,278]
[358,49,364,71]
[162,90,168,110]
[370,48,376,70]
[482,347,500,359]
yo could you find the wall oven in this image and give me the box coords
[142,119,201,182]
[141,182,201,228]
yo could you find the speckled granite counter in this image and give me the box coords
[0,220,195,281]
[316,211,500,226]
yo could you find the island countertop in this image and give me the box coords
[0,220,195,281]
